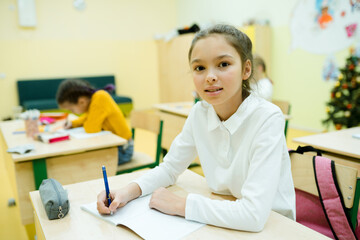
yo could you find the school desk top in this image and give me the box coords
[30,169,329,240]
[153,101,194,117]
[293,127,360,159]
[1,118,126,225]
[153,101,292,120]
[0,119,126,162]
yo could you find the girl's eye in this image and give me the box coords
[194,66,205,71]
[219,62,229,68]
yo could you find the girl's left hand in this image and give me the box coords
[149,187,186,217]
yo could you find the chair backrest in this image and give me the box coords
[131,110,163,164]
[290,149,360,239]
[272,99,290,115]
[131,111,161,135]
[291,152,358,209]
[117,110,163,175]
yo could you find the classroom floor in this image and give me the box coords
[0,127,316,240]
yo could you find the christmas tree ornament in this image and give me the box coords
[335,124,343,130]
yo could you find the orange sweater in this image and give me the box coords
[71,90,132,140]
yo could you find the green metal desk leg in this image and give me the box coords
[33,158,47,190]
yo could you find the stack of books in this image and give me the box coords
[35,132,70,143]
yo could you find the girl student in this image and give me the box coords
[250,54,273,101]
[56,79,133,165]
[97,24,295,232]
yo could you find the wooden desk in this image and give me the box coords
[153,102,201,167]
[30,169,329,240]
[0,120,126,225]
[293,127,360,174]
[153,102,192,150]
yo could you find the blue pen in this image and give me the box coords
[102,165,112,209]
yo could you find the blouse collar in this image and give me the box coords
[206,94,259,134]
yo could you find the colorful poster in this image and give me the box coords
[290,0,360,54]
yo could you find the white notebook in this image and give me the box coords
[61,127,110,139]
[80,194,204,240]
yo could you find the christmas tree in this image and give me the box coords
[323,49,360,130]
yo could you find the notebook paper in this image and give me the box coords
[81,194,204,240]
[61,127,111,139]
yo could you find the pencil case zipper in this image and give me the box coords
[50,178,65,218]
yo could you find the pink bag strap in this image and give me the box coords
[314,156,357,240]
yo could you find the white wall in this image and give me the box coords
[176,0,298,27]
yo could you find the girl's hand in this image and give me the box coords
[149,187,186,217]
[64,121,72,129]
[97,189,128,214]
[96,183,142,214]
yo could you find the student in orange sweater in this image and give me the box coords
[56,79,133,165]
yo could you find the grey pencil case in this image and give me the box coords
[39,178,70,220]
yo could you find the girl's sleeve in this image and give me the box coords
[71,114,87,128]
[133,109,198,196]
[82,94,109,133]
[185,112,285,232]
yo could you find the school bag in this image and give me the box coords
[289,146,360,240]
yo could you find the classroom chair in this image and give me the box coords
[272,99,291,137]
[116,110,163,175]
[290,146,360,240]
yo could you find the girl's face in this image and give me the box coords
[190,34,251,119]
[59,96,90,115]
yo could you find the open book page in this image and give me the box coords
[81,194,204,240]
[60,127,111,139]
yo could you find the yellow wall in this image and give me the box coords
[0,0,177,120]
[0,0,353,131]
[271,26,348,131]
[0,39,159,114]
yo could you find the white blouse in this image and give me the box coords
[133,94,295,232]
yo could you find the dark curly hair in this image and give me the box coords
[56,79,95,104]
